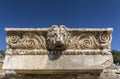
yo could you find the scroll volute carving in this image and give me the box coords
[6,31,46,49]
[67,31,112,50]
[6,26,112,51]
[47,25,69,50]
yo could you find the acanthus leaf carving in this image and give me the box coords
[6,26,113,55]
[67,32,100,50]
[7,32,46,49]
[99,32,111,43]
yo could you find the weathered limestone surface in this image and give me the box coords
[3,55,112,70]
[2,25,119,79]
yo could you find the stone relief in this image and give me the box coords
[5,25,112,55]
[5,49,112,55]
[47,25,69,50]
[67,31,111,50]
[7,31,46,49]
[3,26,120,79]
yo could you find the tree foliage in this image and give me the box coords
[0,50,5,59]
[0,50,5,56]
[111,50,120,65]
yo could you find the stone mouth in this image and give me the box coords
[54,44,64,50]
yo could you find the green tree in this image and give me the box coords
[111,50,120,65]
[0,50,5,56]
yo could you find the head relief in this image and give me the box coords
[47,25,69,50]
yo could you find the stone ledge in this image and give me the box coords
[6,49,112,55]
[5,28,113,31]
[15,69,103,74]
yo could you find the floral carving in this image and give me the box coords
[6,26,112,55]
[99,32,111,43]
[7,32,20,43]
[79,34,95,49]
[68,33,100,50]
[7,32,46,49]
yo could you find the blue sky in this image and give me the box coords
[0,0,120,50]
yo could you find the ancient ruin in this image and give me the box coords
[2,25,120,79]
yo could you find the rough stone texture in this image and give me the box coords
[2,25,119,79]
[3,55,112,70]
[99,64,120,79]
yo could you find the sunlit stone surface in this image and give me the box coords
[2,25,119,79]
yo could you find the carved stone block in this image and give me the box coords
[2,25,113,78]
[5,25,112,52]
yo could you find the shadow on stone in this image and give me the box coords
[48,54,61,60]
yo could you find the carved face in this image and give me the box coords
[47,25,69,50]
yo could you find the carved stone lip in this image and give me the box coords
[55,45,63,49]
[5,28,113,31]
[54,43,65,48]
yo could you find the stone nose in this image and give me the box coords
[56,36,61,42]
